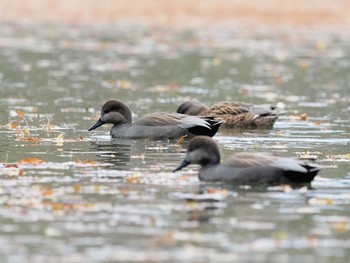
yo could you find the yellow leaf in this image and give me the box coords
[23,127,31,136]
[272,231,288,240]
[117,79,132,89]
[330,221,348,233]
[213,56,221,66]
[299,113,308,121]
[15,109,25,117]
[125,172,141,183]
[315,41,327,51]
[73,184,81,193]
[343,154,350,159]
[7,122,17,129]
[56,133,64,146]
[56,133,64,141]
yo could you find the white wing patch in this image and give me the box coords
[178,116,211,129]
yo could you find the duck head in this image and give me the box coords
[88,99,133,131]
[176,100,209,115]
[173,136,221,172]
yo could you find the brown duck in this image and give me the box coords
[176,100,281,128]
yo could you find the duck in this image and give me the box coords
[176,100,281,128]
[88,99,223,139]
[173,136,321,185]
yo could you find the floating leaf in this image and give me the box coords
[41,187,53,196]
[73,184,81,193]
[19,137,41,142]
[272,231,288,240]
[55,133,64,146]
[74,159,97,165]
[4,164,17,168]
[299,113,308,121]
[313,121,323,126]
[1,165,24,177]
[176,135,187,146]
[213,56,221,66]
[7,121,17,129]
[315,41,327,51]
[17,157,44,165]
[206,188,229,197]
[179,174,193,181]
[15,109,25,117]
[149,84,178,92]
[125,172,142,183]
[42,201,73,212]
[56,133,64,141]
[330,221,348,233]
[117,79,132,89]
[23,127,31,135]
[130,154,145,160]
[308,197,333,205]
[153,231,176,246]
[343,154,350,159]
[297,59,310,69]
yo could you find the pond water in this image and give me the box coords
[0,21,350,262]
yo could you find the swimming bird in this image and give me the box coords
[173,136,321,185]
[176,100,280,128]
[88,100,223,139]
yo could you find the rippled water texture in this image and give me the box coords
[0,22,350,262]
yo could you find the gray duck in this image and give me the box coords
[88,100,223,139]
[174,136,321,185]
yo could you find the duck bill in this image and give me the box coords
[173,159,190,172]
[88,119,106,131]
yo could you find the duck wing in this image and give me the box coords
[205,102,251,116]
[225,152,278,167]
[134,113,208,127]
[134,112,223,137]
[203,102,281,127]
[209,102,279,117]
[225,152,321,174]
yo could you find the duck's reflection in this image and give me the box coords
[182,182,312,224]
[89,139,137,169]
[88,138,187,170]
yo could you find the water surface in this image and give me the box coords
[0,21,350,262]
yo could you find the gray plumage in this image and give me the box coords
[88,99,223,139]
[173,136,321,185]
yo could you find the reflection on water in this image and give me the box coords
[0,21,350,261]
[89,140,133,168]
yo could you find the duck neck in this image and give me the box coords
[198,164,220,181]
[120,104,132,124]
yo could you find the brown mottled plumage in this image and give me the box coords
[177,100,281,128]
